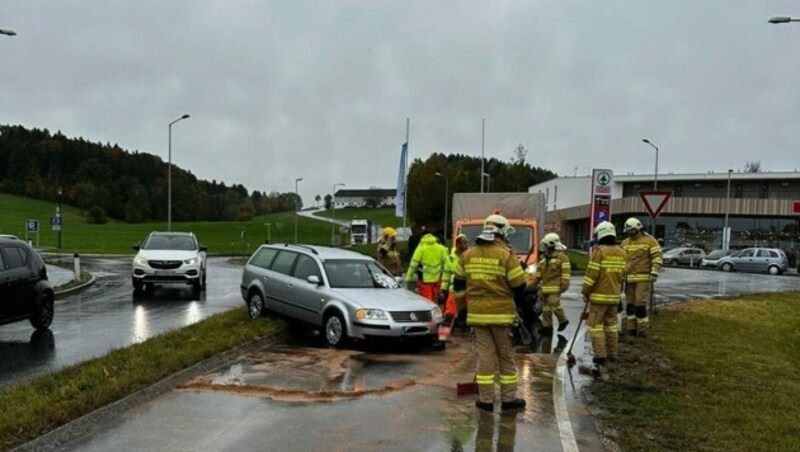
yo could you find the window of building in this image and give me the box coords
[759,184,768,199]
[734,184,743,198]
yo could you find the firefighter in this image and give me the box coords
[453,214,528,412]
[581,221,626,377]
[404,231,448,302]
[433,233,470,350]
[377,227,403,276]
[529,232,571,335]
[620,217,663,337]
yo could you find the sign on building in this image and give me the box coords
[588,169,613,235]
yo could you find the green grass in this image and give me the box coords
[565,250,588,271]
[313,207,404,228]
[591,291,800,451]
[0,192,349,254]
[0,309,283,450]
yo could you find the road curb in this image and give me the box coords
[54,273,96,300]
[15,329,286,451]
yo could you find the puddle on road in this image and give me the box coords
[179,344,470,403]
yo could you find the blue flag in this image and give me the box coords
[395,142,407,218]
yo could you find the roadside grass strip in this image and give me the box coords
[0,309,282,450]
[565,250,588,272]
[591,291,800,451]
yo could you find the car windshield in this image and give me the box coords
[143,235,197,251]
[323,259,397,289]
[460,225,533,256]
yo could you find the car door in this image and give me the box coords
[0,245,33,319]
[734,248,756,271]
[290,254,326,324]
[753,249,772,273]
[0,247,11,321]
[267,250,300,318]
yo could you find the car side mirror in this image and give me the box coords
[307,275,321,285]
[132,244,140,251]
[199,245,208,252]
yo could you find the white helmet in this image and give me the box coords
[624,217,644,233]
[594,221,617,240]
[541,232,565,250]
[478,214,515,241]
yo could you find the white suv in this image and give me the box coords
[132,232,207,292]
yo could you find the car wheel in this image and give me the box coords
[29,291,54,330]
[191,279,201,293]
[132,278,143,292]
[201,268,207,289]
[668,259,678,266]
[247,290,266,319]
[324,311,349,349]
[768,265,780,275]
[721,263,733,272]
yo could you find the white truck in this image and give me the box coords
[349,219,373,245]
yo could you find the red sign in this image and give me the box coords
[793,200,800,215]
[589,169,613,235]
[639,191,672,219]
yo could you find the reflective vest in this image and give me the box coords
[405,234,448,283]
[453,239,527,325]
[621,233,663,283]
[582,245,626,304]
[441,247,460,292]
[530,250,571,295]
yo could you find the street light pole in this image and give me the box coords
[331,182,345,245]
[0,28,17,36]
[294,177,303,244]
[482,172,491,193]
[167,114,190,232]
[57,187,62,249]
[723,169,733,251]
[435,172,449,241]
[642,138,659,236]
[768,16,800,24]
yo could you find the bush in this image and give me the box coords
[86,205,108,224]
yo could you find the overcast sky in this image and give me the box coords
[2,1,799,205]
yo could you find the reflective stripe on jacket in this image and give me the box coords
[453,239,527,325]
[405,234,448,283]
[582,245,626,304]
[530,250,571,294]
[621,233,662,282]
[441,247,459,292]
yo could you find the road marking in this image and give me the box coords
[553,330,581,452]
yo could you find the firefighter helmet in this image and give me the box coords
[541,232,564,250]
[381,227,397,237]
[623,217,644,233]
[594,221,617,240]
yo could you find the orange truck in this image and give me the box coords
[451,192,546,272]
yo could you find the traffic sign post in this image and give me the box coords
[639,191,672,240]
[25,219,40,247]
[589,169,614,238]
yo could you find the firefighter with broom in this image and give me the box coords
[452,214,528,412]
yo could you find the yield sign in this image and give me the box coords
[639,191,672,219]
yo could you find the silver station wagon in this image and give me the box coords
[241,244,443,348]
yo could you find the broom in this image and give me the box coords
[566,301,590,367]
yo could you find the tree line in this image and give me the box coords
[407,144,557,229]
[0,125,301,223]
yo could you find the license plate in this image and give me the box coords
[154,271,175,275]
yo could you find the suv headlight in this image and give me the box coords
[184,257,199,265]
[355,309,387,320]
[133,255,148,266]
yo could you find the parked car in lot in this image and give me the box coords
[0,237,55,330]
[700,249,734,268]
[241,244,443,348]
[132,232,207,292]
[663,247,707,267]
[716,247,788,275]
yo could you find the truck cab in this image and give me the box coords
[350,219,372,245]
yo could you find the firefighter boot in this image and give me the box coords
[501,399,527,411]
[591,357,606,378]
[557,319,570,332]
[475,400,494,412]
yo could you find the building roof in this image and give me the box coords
[335,188,396,197]
[615,170,800,183]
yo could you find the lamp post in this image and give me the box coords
[294,177,303,244]
[768,16,800,24]
[331,182,345,245]
[723,169,733,251]
[642,138,659,236]
[56,187,62,249]
[167,113,190,232]
[435,172,449,241]
[0,28,16,36]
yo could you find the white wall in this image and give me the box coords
[529,176,623,211]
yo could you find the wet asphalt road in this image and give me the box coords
[11,261,798,450]
[0,257,245,389]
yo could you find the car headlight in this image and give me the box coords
[184,257,199,265]
[133,255,148,266]
[355,309,387,320]
[432,305,443,322]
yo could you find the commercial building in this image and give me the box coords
[333,188,396,208]
[529,171,800,253]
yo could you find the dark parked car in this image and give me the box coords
[0,238,55,330]
[716,248,789,275]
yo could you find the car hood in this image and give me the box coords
[334,288,436,311]
[137,250,201,260]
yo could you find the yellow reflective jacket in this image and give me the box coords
[405,234,448,283]
[529,250,571,295]
[453,239,527,325]
[377,237,403,276]
[441,247,460,292]
[620,233,662,283]
[582,245,626,304]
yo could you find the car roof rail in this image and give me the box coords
[283,243,319,255]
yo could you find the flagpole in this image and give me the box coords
[480,118,485,193]
[403,118,409,230]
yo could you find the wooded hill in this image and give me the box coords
[0,125,300,223]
